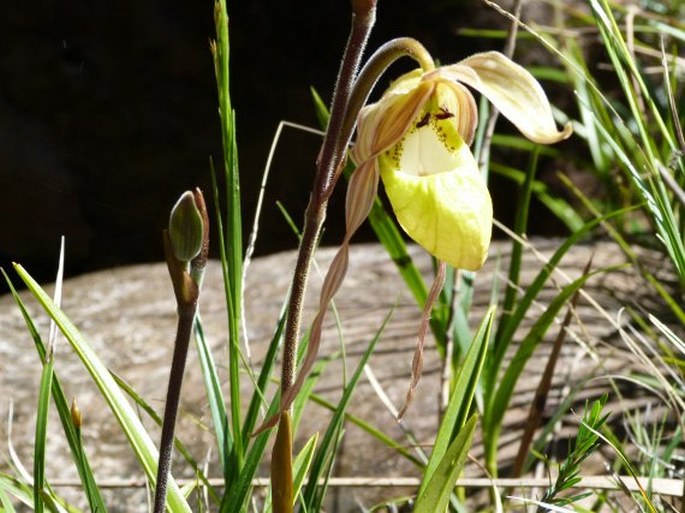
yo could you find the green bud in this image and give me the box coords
[168,191,204,263]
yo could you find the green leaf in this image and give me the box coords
[488,208,635,396]
[211,0,245,473]
[110,372,219,504]
[220,396,279,513]
[307,393,423,467]
[193,318,231,481]
[301,310,393,511]
[414,414,478,513]
[2,270,108,512]
[13,264,191,513]
[33,360,53,513]
[292,433,318,502]
[490,162,584,232]
[0,483,17,513]
[0,473,32,508]
[419,306,494,497]
[486,264,626,471]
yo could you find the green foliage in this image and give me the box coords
[414,415,478,513]
[419,307,494,499]
[1,271,108,512]
[539,395,610,510]
[300,312,393,512]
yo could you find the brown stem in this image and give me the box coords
[153,305,197,513]
[154,190,208,512]
[280,1,377,399]
[279,199,325,398]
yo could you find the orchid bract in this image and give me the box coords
[352,51,572,270]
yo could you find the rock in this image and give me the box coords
[0,240,669,511]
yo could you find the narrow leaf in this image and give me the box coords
[33,361,53,513]
[414,414,478,513]
[13,264,191,513]
[419,306,494,497]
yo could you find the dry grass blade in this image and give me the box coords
[511,256,592,477]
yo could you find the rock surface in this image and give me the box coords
[0,240,670,511]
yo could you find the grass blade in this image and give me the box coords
[419,306,495,498]
[0,473,32,509]
[110,372,220,504]
[212,0,245,475]
[193,318,231,481]
[219,399,278,513]
[301,309,393,511]
[307,393,423,467]
[241,300,288,442]
[0,484,17,513]
[2,270,108,512]
[485,264,626,473]
[490,162,584,232]
[487,208,635,397]
[414,414,478,513]
[13,264,191,513]
[33,360,53,513]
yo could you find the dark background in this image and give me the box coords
[0,0,564,290]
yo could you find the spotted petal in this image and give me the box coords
[352,74,433,164]
[379,127,492,271]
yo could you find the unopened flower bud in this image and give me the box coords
[168,191,204,263]
[70,398,82,429]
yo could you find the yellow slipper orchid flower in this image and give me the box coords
[352,51,572,270]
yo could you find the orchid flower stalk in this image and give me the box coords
[266,22,571,512]
[264,41,572,431]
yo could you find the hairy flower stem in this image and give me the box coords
[153,306,196,513]
[273,7,377,513]
[280,34,435,409]
[280,1,377,400]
